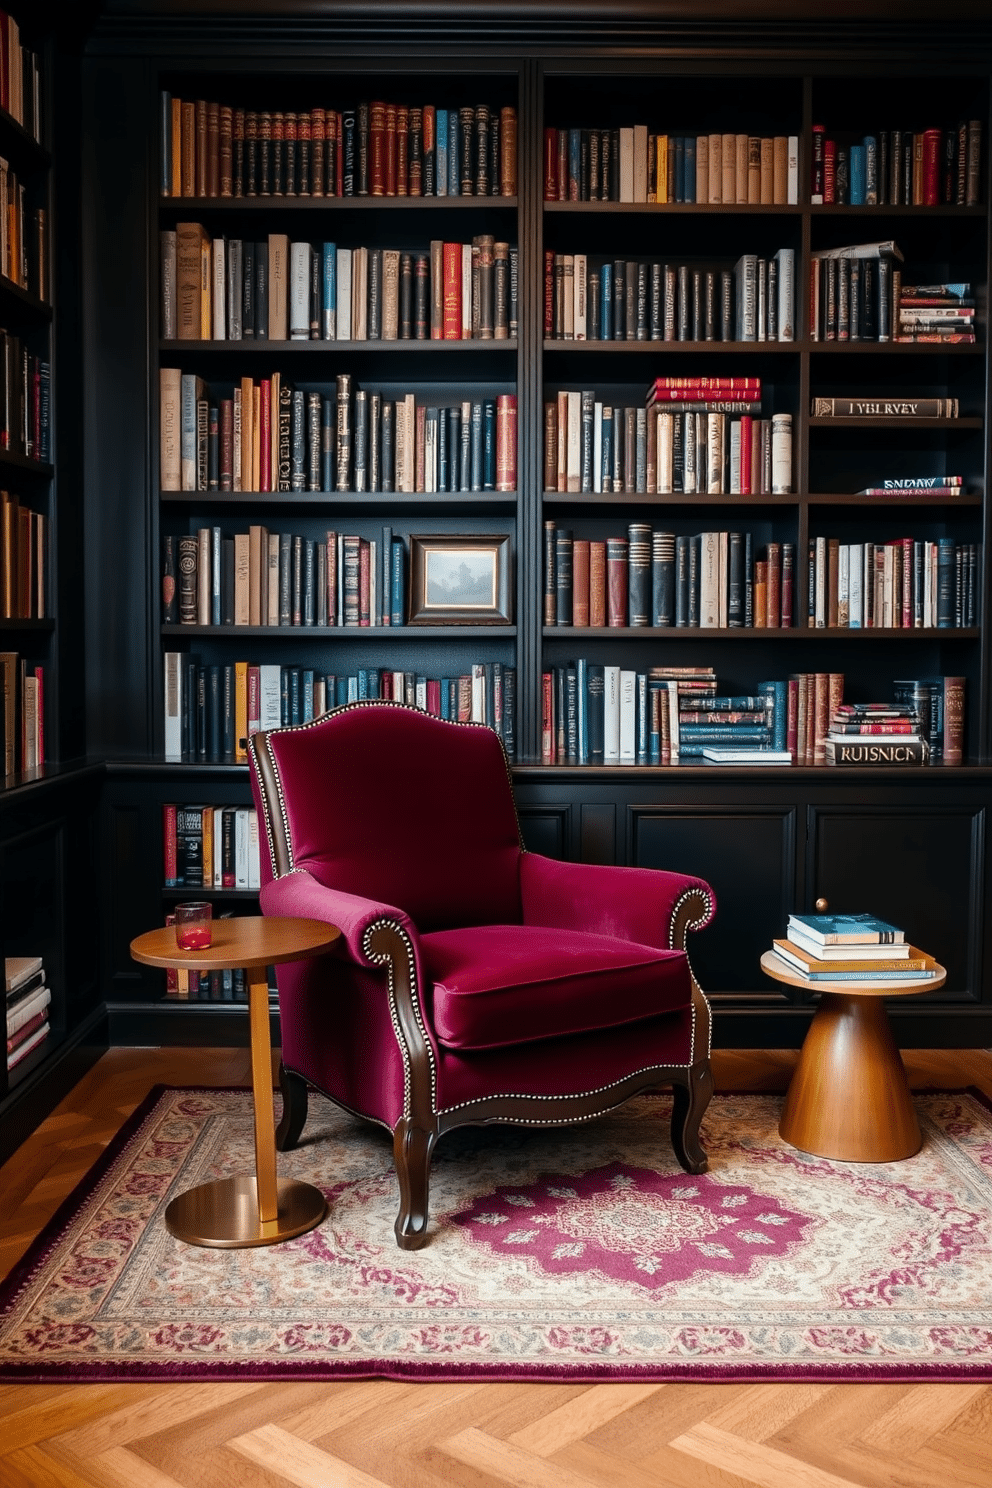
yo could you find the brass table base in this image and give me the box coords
[164,1174,327,1248]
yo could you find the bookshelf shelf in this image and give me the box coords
[162,623,517,639]
[0,452,54,478]
[543,202,803,216]
[0,618,55,633]
[161,490,517,512]
[159,196,518,213]
[809,417,983,430]
[0,278,51,321]
[543,627,980,641]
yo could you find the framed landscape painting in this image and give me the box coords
[409,535,512,624]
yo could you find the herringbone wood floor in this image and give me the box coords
[1,1045,991,1488]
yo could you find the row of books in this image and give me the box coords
[162,95,518,200]
[897,284,975,345]
[0,12,41,142]
[5,955,49,1072]
[163,804,262,889]
[808,538,980,631]
[0,336,49,462]
[543,128,799,205]
[1,490,45,620]
[0,650,43,776]
[162,655,517,762]
[164,227,519,343]
[159,370,518,494]
[770,912,939,984]
[543,524,794,630]
[808,240,903,343]
[810,122,982,207]
[544,249,795,343]
[539,666,964,766]
[545,389,792,496]
[166,525,412,629]
[0,163,45,301]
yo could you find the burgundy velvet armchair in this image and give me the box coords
[249,701,716,1249]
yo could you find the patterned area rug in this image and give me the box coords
[2,1085,991,1382]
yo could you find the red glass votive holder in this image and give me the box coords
[175,901,212,950]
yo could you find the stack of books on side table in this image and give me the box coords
[768,913,940,986]
[6,956,51,1070]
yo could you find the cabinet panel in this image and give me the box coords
[808,806,985,999]
[519,807,568,859]
[631,805,797,996]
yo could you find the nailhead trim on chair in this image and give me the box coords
[362,915,436,1122]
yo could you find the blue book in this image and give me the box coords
[636,673,649,764]
[302,669,315,720]
[576,656,588,763]
[344,675,357,703]
[436,109,448,196]
[600,262,613,340]
[448,118,459,195]
[757,680,788,752]
[678,724,773,742]
[788,912,905,946]
[321,244,336,339]
[849,144,866,205]
[391,539,405,626]
[937,538,956,627]
[568,127,581,198]
[483,401,496,489]
[336,676,349,706]
[440,678,451,719]
[649,680,663,763]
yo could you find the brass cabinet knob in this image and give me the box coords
[815,898,829,912]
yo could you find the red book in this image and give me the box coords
[385,102,397,196]
[572,539,590,627]
[556,129,568,201]
[369,100,386,196]
[649,376,761,392]
[381,672,393,699]
[900,537,913,628]
[335,111,344,196]
[589,540,607,627]
[739,414,753,495]
[922,127,942,206]
[810,123,825,201]
[606,538,628,627]
[495,394,517,492]
[422,105,436,190]
[426,678,441,716]
[541,672,553,763]
[786,676,799,757]
[163,803,178,885]
[944,676,965,765]
[396,106,408,195]
[8,1010,49,1056]
[259,378,271,492]
[219,399,233,490]
[442,242,462,339]
[544,127,558,199]
[359,538,370,626]
[766,541,781,628]
[310,109,326,197]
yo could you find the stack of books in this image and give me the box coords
[896,283,975,344]
[770,913,939,985]
[6,956,50,1071]
[825,701,927,766]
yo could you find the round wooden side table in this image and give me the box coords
[760,949,947,1162]
[130,915,340,1247]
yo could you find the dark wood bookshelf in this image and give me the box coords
[160,339,519,353]
[543,626,980,640]
[159,195,518,212]
[162,623,517,638]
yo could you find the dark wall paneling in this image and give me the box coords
[807,805,986,1001]
[632,804,797,999]
[518,807,568,859]
[580,804,616,865]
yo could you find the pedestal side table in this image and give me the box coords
[130,915,340,1247]
[760,949,946,1162]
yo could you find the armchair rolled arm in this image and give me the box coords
[260,869,419,966]
[519,853,715,952]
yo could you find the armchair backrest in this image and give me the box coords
[250,701,524,932]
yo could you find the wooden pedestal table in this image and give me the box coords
[760,950,946,1162]
[130,915,340,1247]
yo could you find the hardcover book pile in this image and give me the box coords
[896,283,976,345]
[769,913,939,988]
[163,228,518,343]
[0,650,44,776]
[855,475,967,499]
[810,120,981,206]
[544,126,798,205]
[543,522,793,629]
[544,250,794,344]
[808,240,902,342]
[162,95,517,199]
[161,371,516,495]
[6,955,50,1072]
[544,381,791,496]
[807,534,979,629]
[0,332,51,462]
[163,654,515,764]
[824,677,965,766]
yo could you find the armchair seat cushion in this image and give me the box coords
[421,923,690,1052]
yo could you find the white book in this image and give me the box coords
[618,127,635,202]
[849,544,863,627]
[721,131,735,202]
[573,253,587,340]
[604,666,621,763]
[471,662,486,723]
[337,533,345,625]
[562,255,574,338]
[7,984,50,1037]
[667,680,680,762]
[212,236,226,339]
[336,248,353,340]
[700,532,720,627]
[708,132,722,202]
[619,670,636,762]
[657,410,673,493]
[771,412,792,495]
[267,533,280,624]
[566,389,581,491]
[706,413,723,494]
[352,247,368,340]
[462,244,473,337]
[719,530,729,627]
[704,749,793,765]
[838,544,850,626]
[729,418,741,494]
[394,399,407,493]
[775,247,795,341]
[593,401,603,492]
[425,413,437,493]
[368,539,377,626]
[756,257,766,341]
[258,664,282,730]
[235,808,250,888]
[416,677,428,710]
[248,808,261,890]
[735,254,757,340]
[735,132,748,203]
[404,393,416,493]
[815,535,827,626]
[289,241,311,338]
[633,124,648,202]
[392,670,405,703]
[163,651,182,760]
[787,135,799,204]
